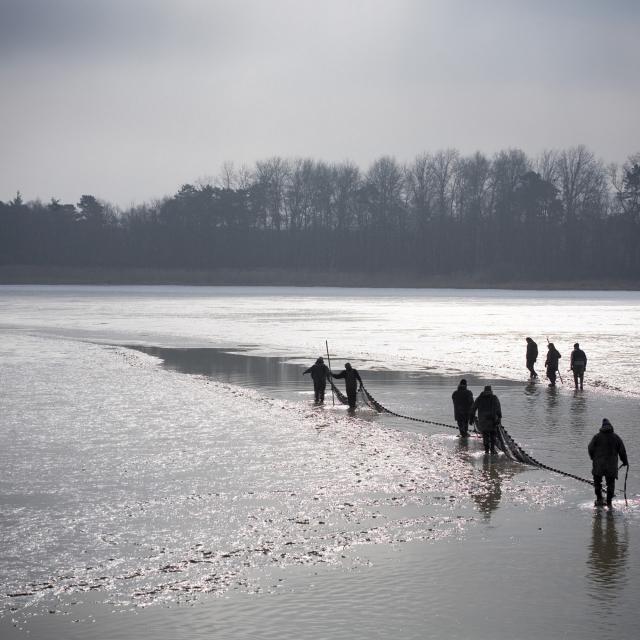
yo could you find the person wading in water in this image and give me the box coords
[471,385,502,455]
[570,342,587,390]
[332,362,363,410]
[525,337,539,379]
[303,357,331,403]
[588,418,628,508]
[452,379,474,438]
[545,342,562,387]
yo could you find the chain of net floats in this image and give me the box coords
[328,378,593,487]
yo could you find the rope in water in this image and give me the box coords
[328,377,594,487]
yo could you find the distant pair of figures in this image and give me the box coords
[303,358,362,409]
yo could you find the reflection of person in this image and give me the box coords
[471,385,502,455]
[452,379,474,437]
[525,337,538,379]
[588,418,628,508]
[587,510,629,604]
[303,357,331,403]
[570,342,587,390]
[545,342,561,387]
[332,362,363,409]
[472,456,502,519]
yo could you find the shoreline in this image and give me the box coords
[1,265,639,291]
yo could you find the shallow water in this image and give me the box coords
[1,285,639,639]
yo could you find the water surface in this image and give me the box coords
[1,285,638,639]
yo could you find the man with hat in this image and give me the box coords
[545,342,562,387]
[570,342,587,390]
[303,357,331,403]
[452,379,474,437]
[525,337,539,379]
[332,362,363,410]
[471,385,502,454]
[588,418,628,507]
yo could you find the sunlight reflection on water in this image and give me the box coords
[1,286,640,639]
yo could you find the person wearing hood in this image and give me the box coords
[332,362,363,410]
[545,342,561,387]
[525,337,538,379]
[471,385,502,454]
[588,418,628,507]
[570,342,587,390]
[452,379,474,437]
[303,357,331,403]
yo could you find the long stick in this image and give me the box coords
[326,340,335,406]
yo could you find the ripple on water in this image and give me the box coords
[2,339,561,628]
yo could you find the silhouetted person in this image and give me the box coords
[303,357,331,403]
[588,418,628,508]
[570,342,587,390]
[471,385,502,455]
[452,378,474,437]
[545,342,561,387]
[525,337,538,379]
[332,362,363,409]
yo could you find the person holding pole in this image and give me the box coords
[545,342,562,387]
[588,418,628,508]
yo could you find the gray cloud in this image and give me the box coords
[0,0,639,206]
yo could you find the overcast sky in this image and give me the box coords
[1,0,638,207]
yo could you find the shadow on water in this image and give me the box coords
[570,390,588,436]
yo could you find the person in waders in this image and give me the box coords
[303,357,331,403]
[332,362,363,410]
[525,337,539,379]
[471,385,502,454]
[545,342,561,387]
[588,418,628,508]
[452,379,474,437]
[570,342,587,390]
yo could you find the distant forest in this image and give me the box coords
[2,145,640,284]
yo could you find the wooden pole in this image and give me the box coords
[326,340,335,406]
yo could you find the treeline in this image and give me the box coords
[2,145,640,283]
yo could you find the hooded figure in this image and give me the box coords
[471,385,502,454]
[525,337,538,379]
[332,362,363,409]
[545,343,561,387]
[452,379,474,437]
[588,418,628,507]
[570,342,587,390]
[303,357,331,403]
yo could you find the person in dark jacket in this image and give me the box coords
[588,418,628,507]
[332,362,363,409]
[525,337,538,379]
[303,357,331,403]
[570,342,587,390]
[471,385,502,454]
[452,379,474,437]
[545,342,561,387]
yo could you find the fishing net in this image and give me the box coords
[327,378,593,487]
